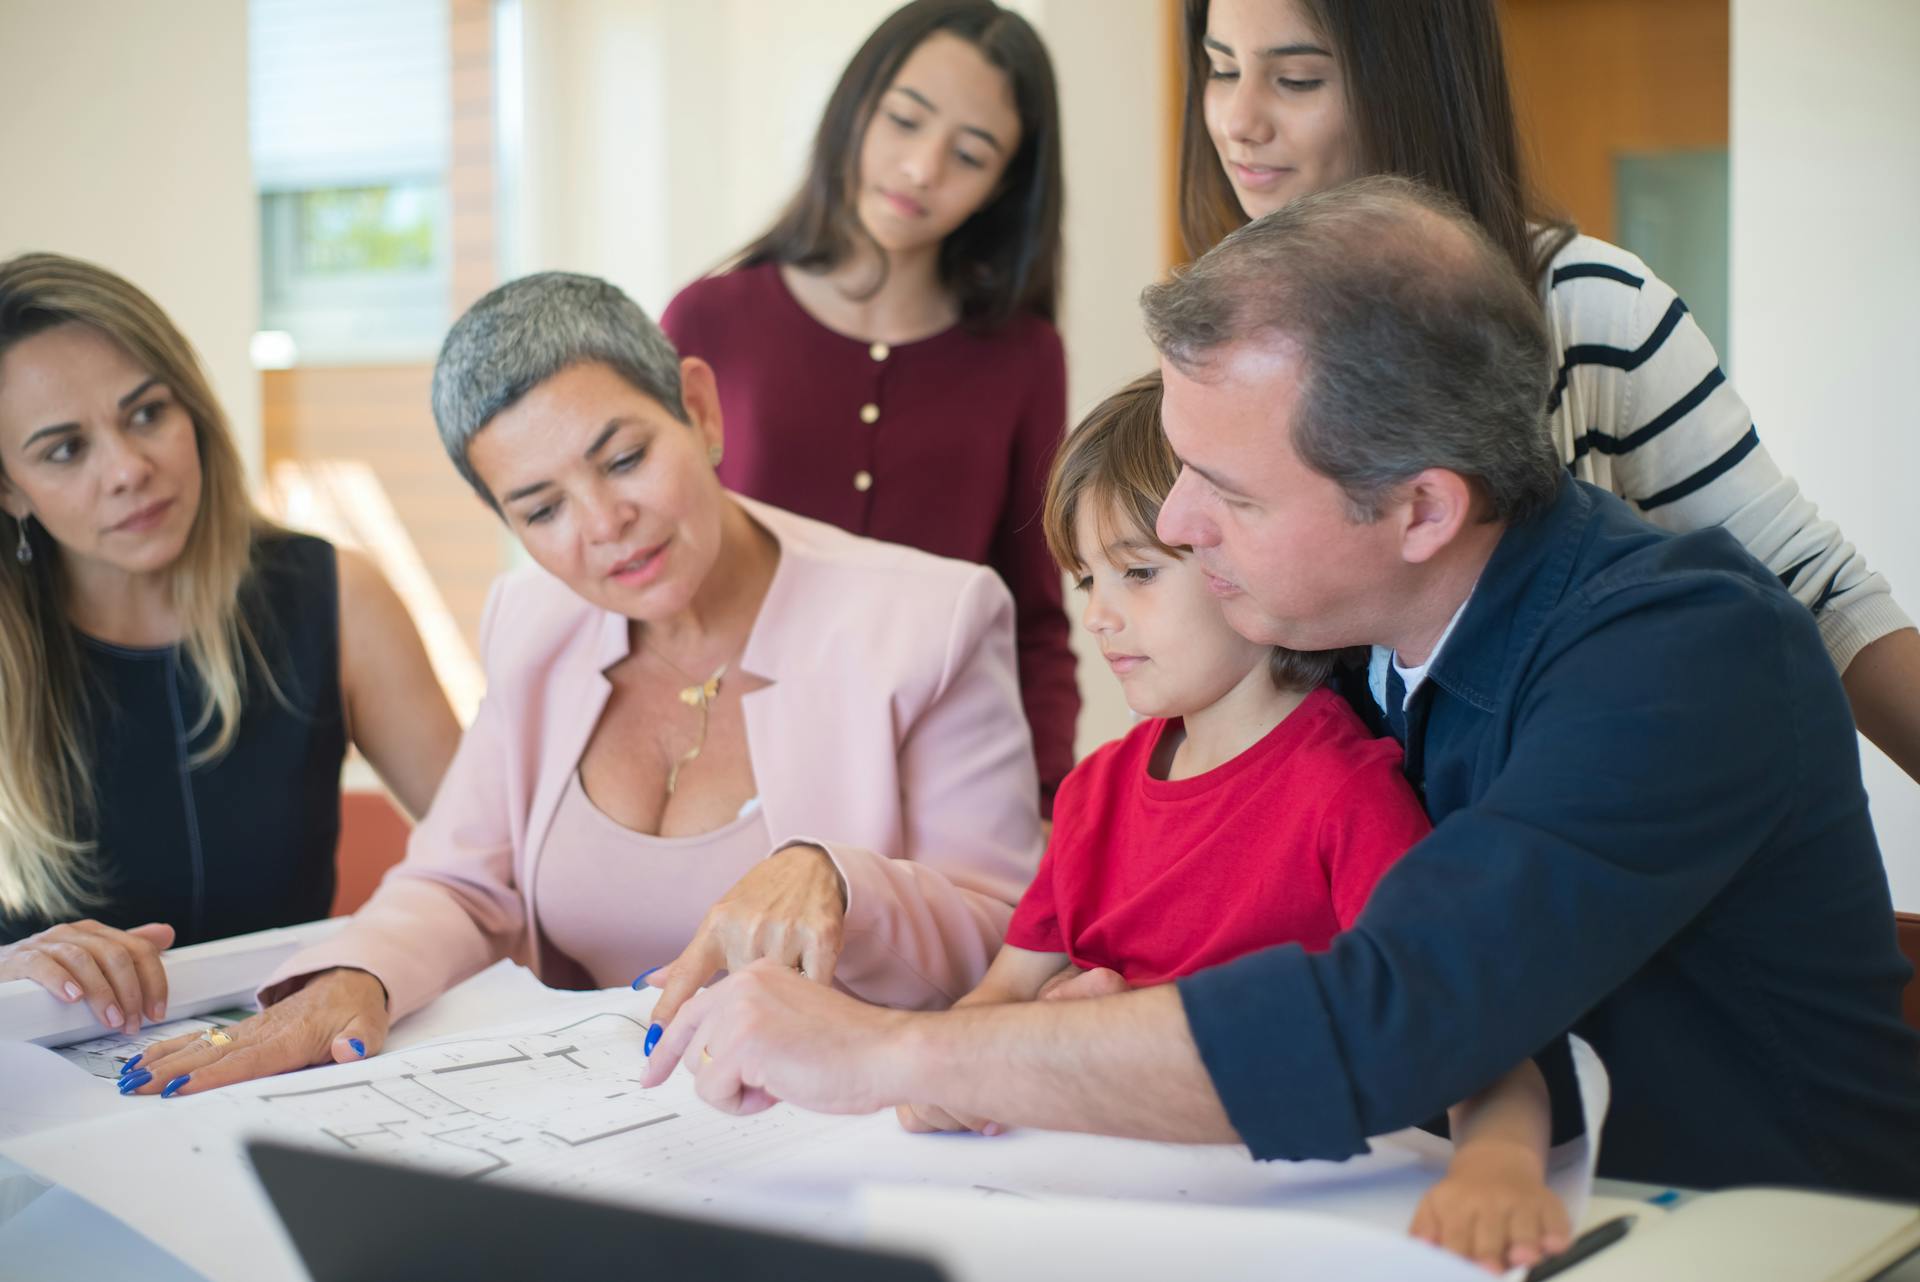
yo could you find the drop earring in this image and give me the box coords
[15,516,32,565]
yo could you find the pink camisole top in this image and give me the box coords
[534,771,772,988]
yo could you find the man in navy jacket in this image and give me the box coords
[642,177,1920,1200]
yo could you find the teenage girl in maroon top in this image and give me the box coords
[898,374,1575,1275]
[660,0,1077,810]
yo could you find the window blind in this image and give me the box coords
[249,0,450,191]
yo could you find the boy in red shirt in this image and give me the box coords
[900,375,1573,1274]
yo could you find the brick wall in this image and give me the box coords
[261,364,500,651]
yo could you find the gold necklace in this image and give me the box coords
[645,648,731,797]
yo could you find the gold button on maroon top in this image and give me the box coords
[859,403,880,424]
[853,470,874,492]
[869,342,890,361]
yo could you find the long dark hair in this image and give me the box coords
[736,0,1064,329]
[1176,0,1573,284]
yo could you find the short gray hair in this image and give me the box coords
[431,271,687,507]
[1141,176,1560,524]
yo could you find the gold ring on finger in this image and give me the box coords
[197,1028,236,1049]
[699,1046,713,1066]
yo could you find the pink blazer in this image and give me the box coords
[270,497,1045,1018]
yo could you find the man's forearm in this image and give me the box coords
[894,984,1240,1143]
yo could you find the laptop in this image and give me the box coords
[246,1139,950,1282]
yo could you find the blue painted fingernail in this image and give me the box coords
[118,1070,153,1094]
[1648,1189,1680,1207]
[349,1038,366,1057]
[631,966,663,990]
[119,1053,143,1077]
[643,1023,663,1056]
[161,1075,189,1098]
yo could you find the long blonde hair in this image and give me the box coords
[0,253,275,921]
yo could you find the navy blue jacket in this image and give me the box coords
[1177,477,1920,1197]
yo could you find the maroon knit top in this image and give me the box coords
[661,261,1078,807]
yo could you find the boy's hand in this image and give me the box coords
[894,1101,1005,1136]
[1409,1139,1572,1272]
[1036,964,1129,1002]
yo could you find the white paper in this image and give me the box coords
[379,958,609,1053]
[0,1042,132,1141]
[1564,1033,1611,1228]
[860,1188,1492,1282]
[0,988,1609,1282]
[0,918,344,1049]
[1,991,854,1282]
[858,1039,1612,1282]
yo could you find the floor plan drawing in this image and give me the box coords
[219,1009,857,1201]
[0,984,1608,1282]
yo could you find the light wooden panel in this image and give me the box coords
[1163,0,1188,272]
[1500,0,1729,242]
[262,364,499,651]
[449,0,496,315]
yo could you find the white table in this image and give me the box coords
[0,943,1908,1282]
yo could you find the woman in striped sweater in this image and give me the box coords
[1176,0,1920,785]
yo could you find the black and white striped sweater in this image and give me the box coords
[1541,234,1909,670]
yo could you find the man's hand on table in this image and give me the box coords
[638,958,916,1116]
[893,963,1132,1135]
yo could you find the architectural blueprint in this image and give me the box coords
[1,979,1606,1282]
[223,1008,854,1199]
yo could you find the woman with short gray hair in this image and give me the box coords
[129,272,1045,1097]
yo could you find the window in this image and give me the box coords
[250,0,452,362]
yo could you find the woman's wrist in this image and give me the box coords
[317,966,390,1010]
[772,840,849,910]
[267,965,389,1012]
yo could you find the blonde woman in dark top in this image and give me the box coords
[0,253,459,1047]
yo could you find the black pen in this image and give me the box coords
[1524,1214,1635,1282]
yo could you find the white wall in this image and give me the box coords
[0,1,260,473]
[1037,0,1169,757]
[660,0,907,301]
[1730,0,1920,908]
[508,0,674,312]
[505,0,1165,758]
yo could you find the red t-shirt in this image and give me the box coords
[1005,687,1432,985]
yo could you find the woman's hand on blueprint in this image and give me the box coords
[0,918,173,1034]
[642,842,848,1030]
[121,967,390,1098]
